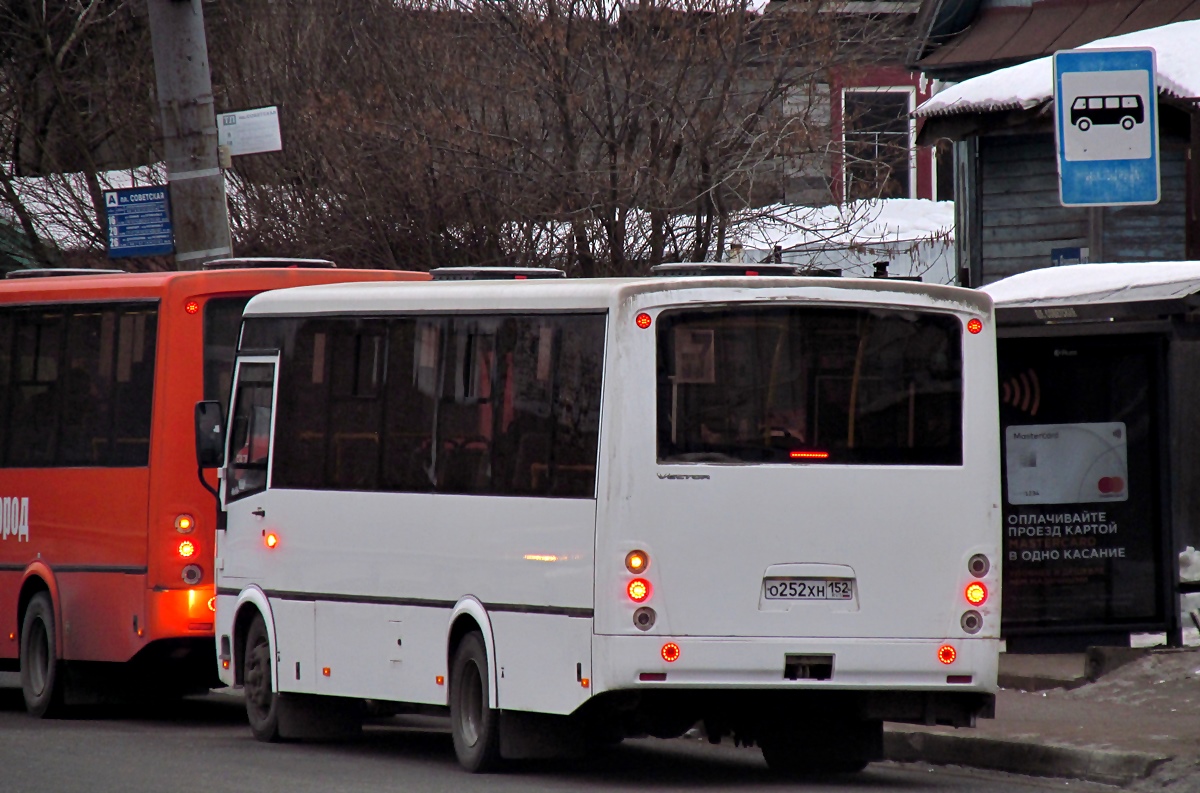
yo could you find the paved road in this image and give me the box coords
[0,685,1113,793]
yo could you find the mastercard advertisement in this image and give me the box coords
[1005,422,1129,505]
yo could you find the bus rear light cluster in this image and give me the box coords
[964,582,988,607]
[961,610,983,634]
[182,565,203,585]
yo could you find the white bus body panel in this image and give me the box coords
[225,488,596,713]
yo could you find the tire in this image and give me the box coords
[1122,116,1135,130]
[1077,118,1091,131]
[243,614,281,742]
[449,632,501,772]
[760,719,879,776]
[20,592,66,718]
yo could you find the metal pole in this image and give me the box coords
[147,0,232,270]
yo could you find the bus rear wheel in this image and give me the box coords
[20,592,66,718]
[243,614,281,742]
[450,632,501,772]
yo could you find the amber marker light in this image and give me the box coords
[208,596,217,612]
[436,675,445,686]
[265,532,279,549]
[178,540,196,559]
[625,550,648,573]
[965,582,988,606]
[635,312,652,329]
[185,300,200,315]
[661,642,681,663]
[938,644,957,665]
[627,578,651,603]
[967,318,983,335]
[175,514,195,533]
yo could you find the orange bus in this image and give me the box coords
[0,263,427,715]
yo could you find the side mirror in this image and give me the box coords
[195,400,226,468]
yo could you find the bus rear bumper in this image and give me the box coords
[593,634,999,694]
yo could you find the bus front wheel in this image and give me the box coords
[243,614,281,742]
[20,592,65,718]
[450,632,501,772]
[1077,118,1091,131]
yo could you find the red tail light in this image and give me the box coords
[178,540,196,558]
[790,450,829,460]
[627,578,651,603]
[938,645,957,665]
[965,582,988,606]
[661,642,681,663]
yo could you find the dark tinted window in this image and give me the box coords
[203,296,251,415]
[656,306,962,465]
[272,313,606,497]
[1,303,157,467]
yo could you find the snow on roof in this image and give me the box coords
[981,261,1200,306]
[915,19,1200,119]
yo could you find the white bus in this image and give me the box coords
[198,271,1001,774]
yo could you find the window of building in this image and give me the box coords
[843,89,914,200]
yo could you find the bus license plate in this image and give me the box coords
[763,578,853,600]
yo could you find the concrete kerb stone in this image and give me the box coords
[884,730,1170,787]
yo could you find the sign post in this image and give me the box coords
[104,187,174,258]
[1053,48,1159,207]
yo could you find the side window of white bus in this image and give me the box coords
[226,361,276,501]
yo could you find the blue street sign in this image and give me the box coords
[1054,48,1159,207]
[104,186,174,258]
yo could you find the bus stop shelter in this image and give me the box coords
[983,262,1200,651]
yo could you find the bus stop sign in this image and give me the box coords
[1053,48,1159,207]
[104,186,174,258]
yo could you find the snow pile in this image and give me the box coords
[981,261,1200,306]
[916,19,1200,119]
[736,199,956,284]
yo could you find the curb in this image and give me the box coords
[884,730,1170,787]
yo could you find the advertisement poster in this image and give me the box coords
[998,336,1163,633]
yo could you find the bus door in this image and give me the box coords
[220,356,279,584]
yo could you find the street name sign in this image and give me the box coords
[104,186,174,258]
[217,106,283,157]
[1053,47,1159,207]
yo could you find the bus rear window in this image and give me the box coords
[656,305,962,465]
[203,297,251,414]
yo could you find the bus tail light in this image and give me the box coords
[182,565,203,585]
[967,318,983,334]
[625,550,649,573]
[965,582,988,606]
[627,578,651,603]
[178,540,196,558]
[938,645,957,665]
[185,300,200,315]
[661,642,681,663]
[175,514,195,533]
